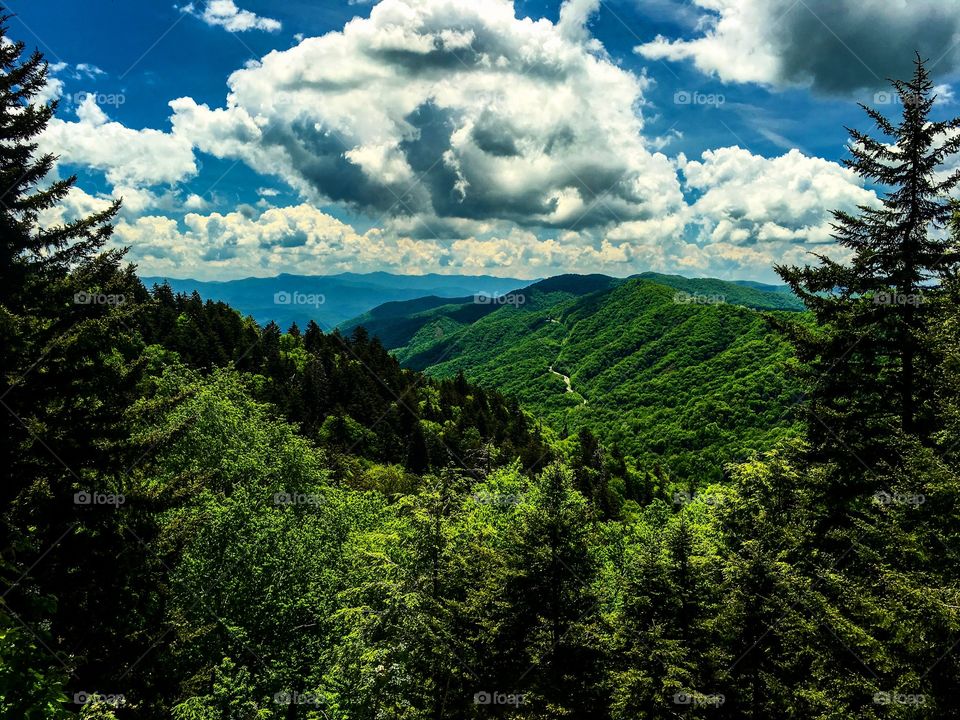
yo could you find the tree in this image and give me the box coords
[0,18,149,715]
[776,55,960,462]
[497,463,602,716]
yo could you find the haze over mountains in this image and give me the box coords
[141,270,799,331]
[139,272,534,329]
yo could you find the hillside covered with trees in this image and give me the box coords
[343,272,805,484]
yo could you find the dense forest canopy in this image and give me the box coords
[342,273,805,484]
[2,21,960,720]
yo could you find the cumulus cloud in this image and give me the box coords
[680,147,878,247]
[179,1,281,32]
[34,182,217,226]
[37,185,116,229]
[104,140,881,282]
[40,95,196,187]
[636,0,960,93]
[101,201,683,279]
[34,0,891,282]
[557,0,600,43]
[167,0,684,230]
[34,61,108,107]
[35,74,64,106]
[113,203,451,277]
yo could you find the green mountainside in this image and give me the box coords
[633,272,803,310]
[345,274,804,481]
[140,271,534,329]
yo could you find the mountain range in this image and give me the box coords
[342,271,804,481]
[139,268,803,481]
[138,271,535,329]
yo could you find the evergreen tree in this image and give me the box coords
[0,18,144,714]
[776,55,960,465]
[498,463,602,716]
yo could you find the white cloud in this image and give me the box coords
[167,0,684,230]
[935,83,955,105]
[557,0,600,43]
[636,0,960,93]
[183,193,209,210]
[34,0,891,282]
[35,75,64,106]
[680,147,877,247]
[113,204,444,277]
[657,146,879,278]
[39,95,197,187]
[37,185,116,229]
[73,63,106,79]
[106,140,881,282]
[180,1,281,32]
[104,201,678,279]
[35,61,108,106]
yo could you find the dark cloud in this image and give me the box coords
[638,0,960,94]
[771,1,960,93]
[175,0,683,231]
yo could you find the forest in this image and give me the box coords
[3,20,960,720]
[343,272,805,484]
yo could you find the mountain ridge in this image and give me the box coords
[344,273,803,482]
[138,271,536,329]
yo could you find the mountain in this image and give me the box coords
[341,273,620,350]
[341,272,803,353]
[633,272,803,310]
[138,271,535,329]
[344,273,804,481]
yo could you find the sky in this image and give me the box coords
[11,0,960,283]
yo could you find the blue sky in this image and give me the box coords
[12,0,960,282]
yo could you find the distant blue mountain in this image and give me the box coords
[139,272,537,329]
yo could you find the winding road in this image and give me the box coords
[546,317,588,405]
[549,365,588,405]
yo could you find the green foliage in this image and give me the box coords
[0,604,72,719]
[375,275,802,484]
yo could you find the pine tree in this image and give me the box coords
[498,463,602,716]
[776,55,960,465]
[0,17,121,435]
[0,20,157,714]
